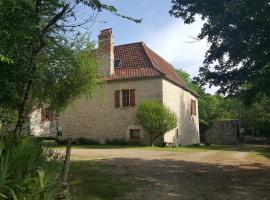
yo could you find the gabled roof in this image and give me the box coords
[104,42,196,96]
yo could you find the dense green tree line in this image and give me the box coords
[177,69,270,136]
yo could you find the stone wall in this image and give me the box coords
[59,77,200,146]
[59,78,163,145]
[205,120,239,145]
[30,108,57,137]
[162,79,200,146]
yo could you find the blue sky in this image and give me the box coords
[79,0,215,93]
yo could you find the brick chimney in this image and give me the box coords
[97,28,114,76]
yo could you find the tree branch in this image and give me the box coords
[39,4,69,39]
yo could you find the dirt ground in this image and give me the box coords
[70,147,270,200]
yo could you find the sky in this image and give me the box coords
[78,0,216,93]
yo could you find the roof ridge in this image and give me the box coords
[141,43,196,96]
[112,41,197,96]
[114,41,144,48]
[141,42,166,77]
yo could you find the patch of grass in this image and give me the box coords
[248,147,270,159]
[70,161,134,200]
[44,140,270,159]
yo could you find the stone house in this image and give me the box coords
[31,28,200,146]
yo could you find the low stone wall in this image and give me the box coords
[205,120,239,145]
[243,136,270,144]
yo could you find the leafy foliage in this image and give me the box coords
[170,0,270,101]
[176,69,203,95]
[242,96,270,136]
[0,135,62,199]
[136,101,177,145]
[177,69,270,136]
[0,0,141,133]
[32,34,98,113]
[199,94,238,123]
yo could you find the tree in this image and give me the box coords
[0,0,141,134]
[241,95,270,136]
[176,69,203,95]
[170,0,270,101]
[176,69,270,137]
[136,101,177,146]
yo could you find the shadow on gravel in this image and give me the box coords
[110,157,270,200]
[70,157,270,200]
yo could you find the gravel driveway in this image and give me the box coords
[69,147,270,200]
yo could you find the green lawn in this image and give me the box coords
[69,161,134,200]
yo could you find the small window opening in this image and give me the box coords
[130,129,140,139]
[114,59,122,68]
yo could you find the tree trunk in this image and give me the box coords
[150,134,161,147]
[14,75,35,135]
[62,138,72,183]
[14,0,43,135]
[150,135,154,147]
[13,2,69,135]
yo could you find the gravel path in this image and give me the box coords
[69,148,270,200]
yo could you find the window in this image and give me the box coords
[41,109,54,121]
[122,90,130,107]
[191,100,197,116]
[115,89,135,108]
[130,129,140,139]
[114,59,122,68]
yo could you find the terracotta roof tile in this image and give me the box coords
[104,42,196,96]
[104,67,161,81]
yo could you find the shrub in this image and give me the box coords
[136,101,177,146]
[56,137,100,145]
[0,135,62,199]
[76,137,100,145]
[105,138,128,145]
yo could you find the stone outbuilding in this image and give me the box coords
[205,120,239,145]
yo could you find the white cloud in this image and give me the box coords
[145,19,207,75]
[144,19,218,94]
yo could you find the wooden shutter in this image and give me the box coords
[194,101,197,116]
[190,100,193,115]
[191,100,196,116]
[130,89,135,107]
[115,90,120,108]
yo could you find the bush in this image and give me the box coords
[136,101,177,146]
[105,138,128,145]
[56,137,100,145]
[76,137,100,145]
[0,135,62,199]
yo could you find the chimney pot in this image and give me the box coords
[100,28,112,36]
